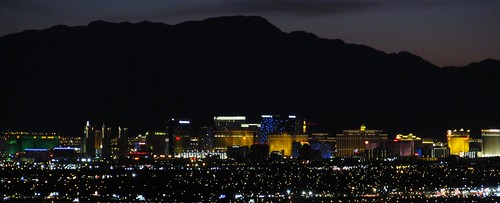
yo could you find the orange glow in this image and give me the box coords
[134,157,140,160]
[364,140,369,145]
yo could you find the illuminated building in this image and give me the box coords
[118,127,128,158]
[101,124,112,158]
[431,142,449,158]
[393,133,422,157]
[213,130,256,151]
[52,147,78,162]
[335,125,388,157]
[260,115,301,144]
[447,128,470,156]
[167,118,191,155]
[83,121,95,157]
[214,116,246,131]
[268,133,307,157]
[146,131,171,156]
[4,132,61,154]
[482,129,500,157]
[307,133,335,158]
[199,126,214,150]
[94,129,102,156]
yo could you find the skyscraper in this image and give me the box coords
[259,115,300,144]
[268,133,307,157]
[481,129,500,157]
[214,116,246,131]
[101,124,112,158]
[166,118,191,156]
[447,129,470,156]
[118,126,128,158]
[213,130,256,151]
[335,125,388,157]
[83,121,96,157]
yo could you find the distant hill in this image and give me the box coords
[1,16,499,138]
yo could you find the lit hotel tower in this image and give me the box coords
[101,124,112,158]
[447,129,470,156]
[482,129,500,157]
[82,121,95,157]
[260,115,300,144]
[118,127,128,158]
[335,125,388,157]
[166,118,191,156]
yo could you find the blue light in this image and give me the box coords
[25,149,48,152]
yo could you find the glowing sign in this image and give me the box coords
[214,116,246,121]
[179,120,190,124]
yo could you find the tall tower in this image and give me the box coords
[166,118,191,156]
[101,124,112,158]
[118,127,129,158]
[83,121,96,157]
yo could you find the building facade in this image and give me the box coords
[335,125,388,157]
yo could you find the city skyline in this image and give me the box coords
[1,16,500,139]
[2,2,500,202]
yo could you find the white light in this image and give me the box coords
[261,115,272,118]
[214,116,246,121]
[289,115,296,118]
[179,120,190,124]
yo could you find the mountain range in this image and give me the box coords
[1,16,499,138]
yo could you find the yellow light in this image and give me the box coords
[360,125,366,131]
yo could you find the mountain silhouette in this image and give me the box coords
[1,16,499,138]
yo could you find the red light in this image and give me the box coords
[393,139,398,142]
[175,136,181,141]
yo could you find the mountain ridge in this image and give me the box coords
[1,16,499,138]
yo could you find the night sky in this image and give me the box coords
[1,0,499,67]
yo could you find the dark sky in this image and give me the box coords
[1,0,499,67]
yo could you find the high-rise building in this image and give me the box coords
[335,125,388,157]
[94,129,102,156]
[101,124,112,158]
[118,127,128,158]
[393,133,423,157]
[260,115,300,144]
[482,129,500,157]
[4,132,61,154]
[447,129,470,156]
[214,116,246,131]
[199,126,214,150]
[146,131,168,156]
[166,118,191,155]
[268,133,307,157]
[213,130,256,151]
[83,121,96,157]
